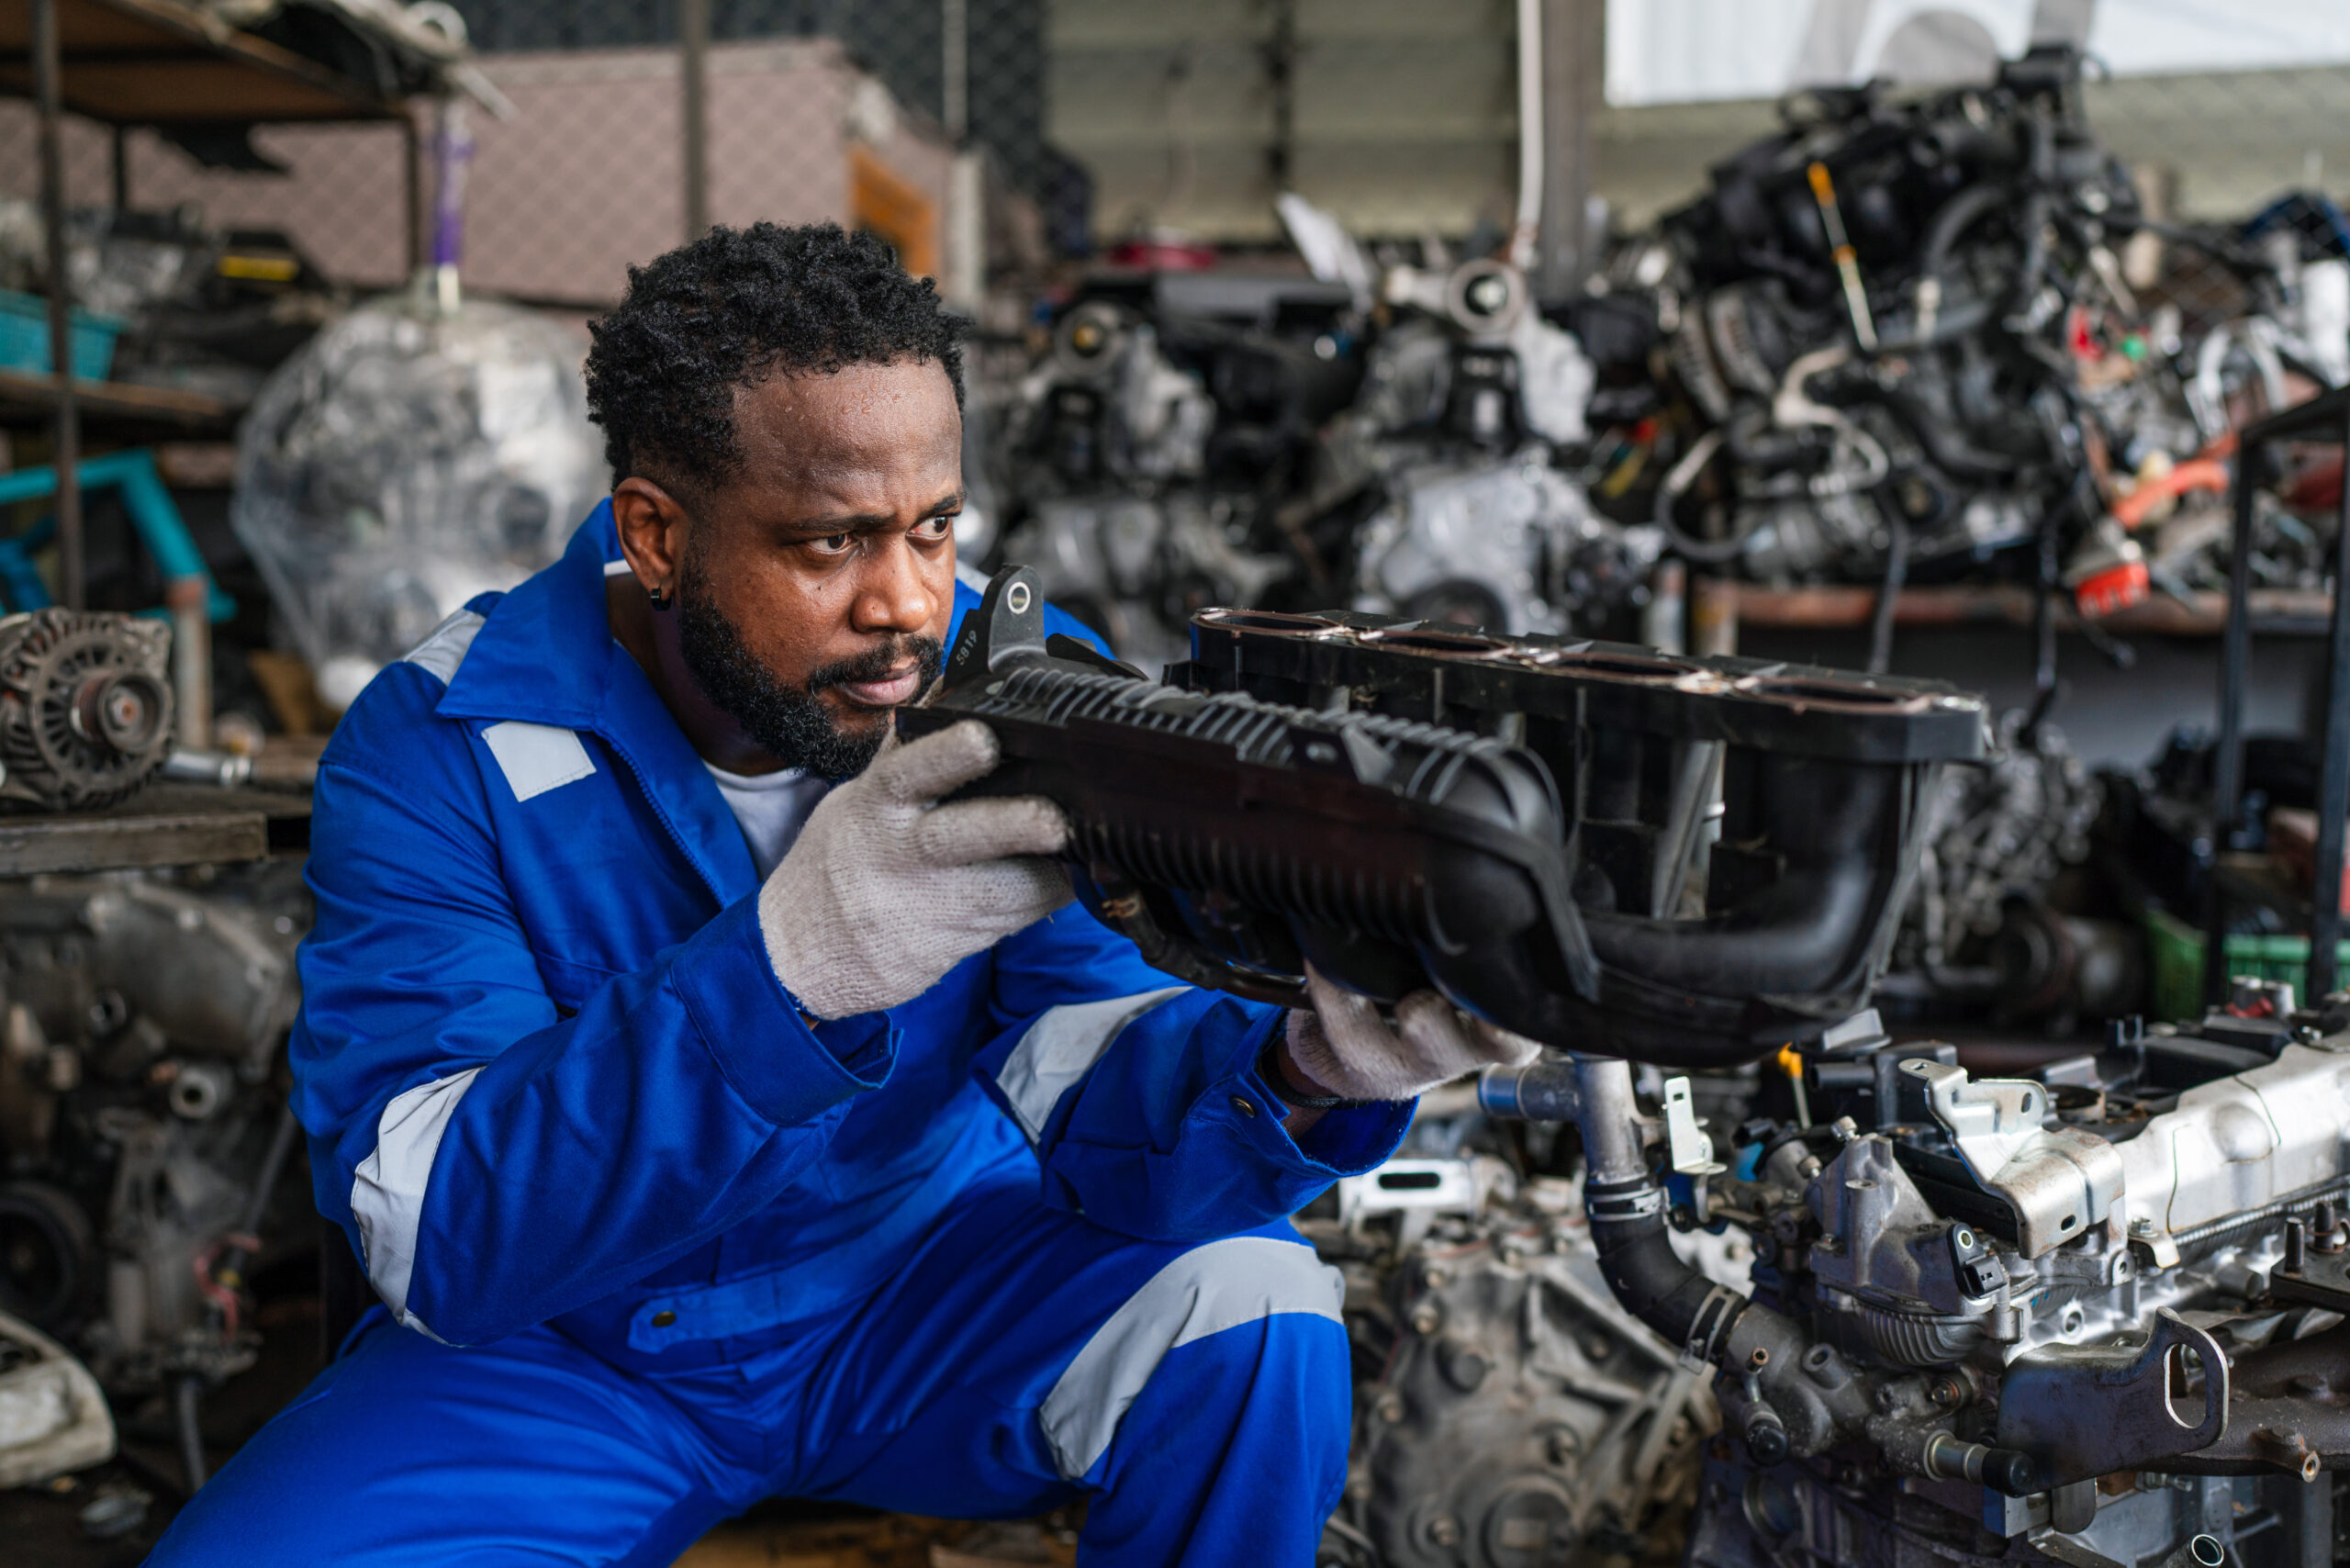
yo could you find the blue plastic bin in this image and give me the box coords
[0,289,124,381]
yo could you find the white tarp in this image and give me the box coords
[1607,0,2350,107]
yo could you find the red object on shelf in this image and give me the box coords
[1105,237,1218,271]
[2269,806,2350,911]
[2286,451,2345,512]
[2073,558,2150,618]
[2112,457,2231,528]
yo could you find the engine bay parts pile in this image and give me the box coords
[974,44,2350,663]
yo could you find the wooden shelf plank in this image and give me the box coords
[0,782,308,877]
[0,0,408,123]
[1726,584,2337,637]
[0,365,233,432]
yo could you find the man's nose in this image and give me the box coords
[848,532,941,635]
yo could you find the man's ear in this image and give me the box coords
[611,476,692,599]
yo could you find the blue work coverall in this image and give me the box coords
[150,507,1412,1565]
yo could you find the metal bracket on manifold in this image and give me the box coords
[1664,1077,1726,1177]
[1663,1074,1728,1226]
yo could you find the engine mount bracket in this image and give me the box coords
[1993,1308,2230,1491]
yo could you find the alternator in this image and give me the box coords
[0,610,175,810]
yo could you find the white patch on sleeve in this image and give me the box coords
[351,1068,482,1333]
[481,721,596,802]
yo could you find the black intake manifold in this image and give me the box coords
[901,568,1986,1065]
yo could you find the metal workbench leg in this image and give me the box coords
[2311,406,2350,1002]
[404,111,424,274]
[679,0,709,241]
[2208,435,2259,1004]
[30,0,82,611]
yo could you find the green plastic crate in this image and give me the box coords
[2143,905,2350,1021]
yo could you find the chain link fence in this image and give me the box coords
[2,10,2349,318]
[0,0,1054,311]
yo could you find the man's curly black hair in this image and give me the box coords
[584,222,964,492]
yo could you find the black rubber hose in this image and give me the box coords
[1871,297,1996,355]
[1868,513,1909,675]
[1862,183,2009,357]
[2004,114,2055,320]
[212,1103,303,1304]
[1918,184,2008,288]
[1651,432,1755,565]
[175,1374,207,1493]
[1586,1191,1747,1351]
[1880,388,2020,477]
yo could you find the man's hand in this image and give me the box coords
[1282,963,1539,1103]
[760,720,1072,1019]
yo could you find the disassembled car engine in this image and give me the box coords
[1648,47,2151,596]
[990,274,1360,666]
[0,610,308,1495]
[1328,253,1656,639]
[0,861,308,1473]
[1304,1098,1739,1568]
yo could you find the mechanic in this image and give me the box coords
[151,223,1535,1566]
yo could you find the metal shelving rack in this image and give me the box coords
[2207,383,2350,1003]
[0,0,427,605]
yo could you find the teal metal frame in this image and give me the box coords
[0,450,234,622]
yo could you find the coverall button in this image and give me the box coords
[651,1310,677,1327]
[1229,1095,1257,1118]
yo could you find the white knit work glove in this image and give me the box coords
[759,720,1072,1019]
[1284,963,1541,1103]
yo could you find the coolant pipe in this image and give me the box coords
[1573,1056,1742,1352]
[1571,1056,1879,1468]
[1478,1058,1579,1121]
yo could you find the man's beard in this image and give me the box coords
[674,551,943,781]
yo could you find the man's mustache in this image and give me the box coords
[805,636,944,696]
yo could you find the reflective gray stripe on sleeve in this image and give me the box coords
[996,987,1187,1142]
[1039,1237,1344,1482]
[350,1068,481,1335]
[401,609,486,686]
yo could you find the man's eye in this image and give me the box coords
[915,514,956,540]
[811,533,855,554]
